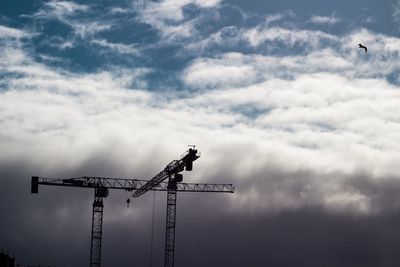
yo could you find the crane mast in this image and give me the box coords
[31,148,234,267]
[165,179,178,267]
[131,148,201,267]
[90,187,108,267]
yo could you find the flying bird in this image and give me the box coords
[358,43,367,53]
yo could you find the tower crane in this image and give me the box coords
[31,148,234,267]
[132,147,204,267]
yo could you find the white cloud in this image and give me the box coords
[309,15,341,25]
[47,1,88,14]
[31,1,112,38]
[91,39,139,55]
[186,10,296,51]
[140,0,221,22]
[33,1,88,20]
[73,22,112,38]
[182,55,258,88]
[0,25,31,39]
[160,20,197,41]
[59,41,75,50]
[186,23,339,56]
[181,11,340,54]
[136,0,222,42]
[185,26,241,53]
[185,27,400,85]
[181,49,355,88]
[243,26,337,48]
[39,36,76,50]
[264,10,296,26]
[264,13,285,25]
[109,7,131,14]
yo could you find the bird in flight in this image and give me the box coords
[358,43,367,53]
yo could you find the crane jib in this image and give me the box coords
[133,148,200,198]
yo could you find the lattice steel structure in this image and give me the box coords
[132,148,200,198]
[90,200,103,267]
[90,187,108,267]
[31,148,234,267]
[130,148,233,267]
[33,176,233,193]
[165,181,178,267]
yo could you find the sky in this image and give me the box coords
[2,0,400,266]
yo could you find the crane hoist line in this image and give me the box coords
[30,147,234,267]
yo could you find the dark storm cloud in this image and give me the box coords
[157,171,400,267]
[174,206,400,267]
[3,154,400,267]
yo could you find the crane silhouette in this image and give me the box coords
[31,148,234,267]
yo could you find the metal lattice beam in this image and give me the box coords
[89,187,109,267]
[164,185,177,267]
[90,196,103,267]
[133,148,200,198]
[33,176,234,193]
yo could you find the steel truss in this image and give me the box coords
[33,176,234,193]
[31,175,233,267]
[165,181,178,267]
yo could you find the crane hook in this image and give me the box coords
[126,198,131,208]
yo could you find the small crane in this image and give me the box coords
[31,148,234,267]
